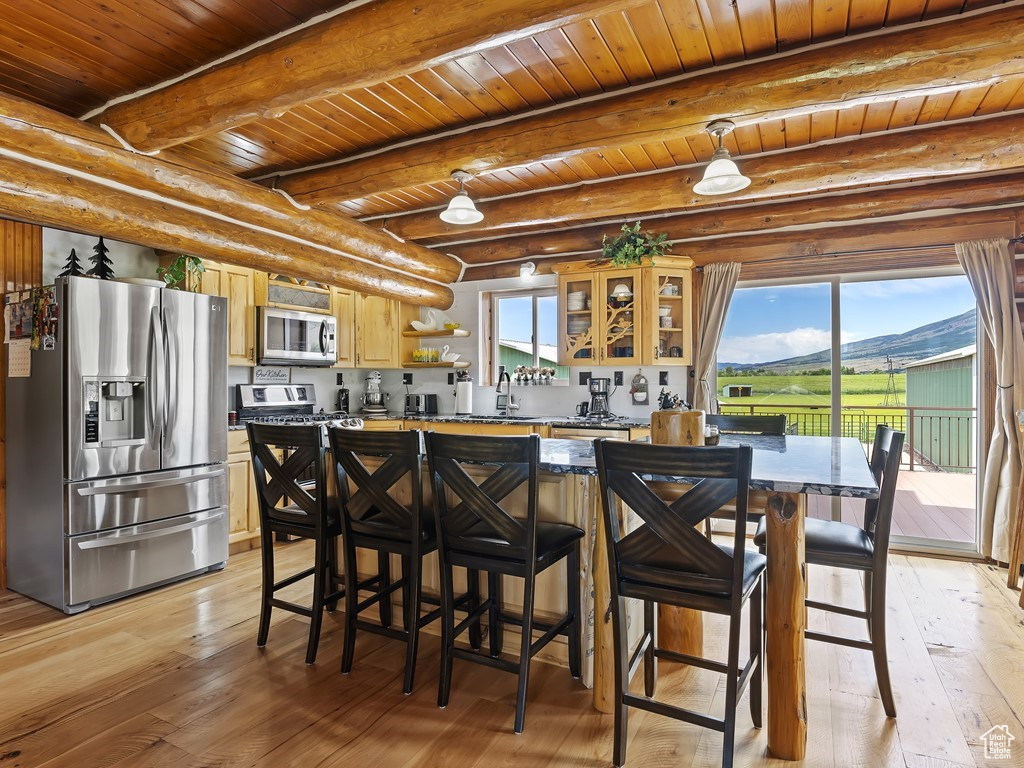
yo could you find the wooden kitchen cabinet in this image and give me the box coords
[226,430,260,550]
[199,261,257,367]
[554,256,693,367]
[331,287,357,367]
[413,421,549,437]
[360,419,405,431]
[355,293,401,368]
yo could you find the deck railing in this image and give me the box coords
[718,403,976,472]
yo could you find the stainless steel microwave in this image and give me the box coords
[257,306,336,366]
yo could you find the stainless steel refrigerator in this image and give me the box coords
[6,276,229,613]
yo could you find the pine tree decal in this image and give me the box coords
[57,247,85,277]
[87,236,115,280]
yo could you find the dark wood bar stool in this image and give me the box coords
[329,427,480,694]
[753,423,905,717]
[247,423,345,665]
[595,439,764,768]
[425,431,584,734]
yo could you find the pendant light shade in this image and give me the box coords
[693,120,751,196]
[439,170,484,225]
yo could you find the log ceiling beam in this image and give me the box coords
[278,3,1024,204]
[92,0,650,153]
[0,92,454,307]
[460,209,1019,281]
[446,172,1024,263]
[380,112,1024,241]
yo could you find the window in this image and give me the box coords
[486,288,568,384]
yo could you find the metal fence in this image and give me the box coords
[718,403,976,472]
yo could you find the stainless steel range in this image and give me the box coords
[7,277,229,614]
[236,383,364,430]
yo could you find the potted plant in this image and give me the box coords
[157,254,205,291]
[600,221,671,267]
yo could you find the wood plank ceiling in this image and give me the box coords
[0,0,1021,280]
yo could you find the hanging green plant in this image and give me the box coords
[600,221,671,267]
[157,254,205,291]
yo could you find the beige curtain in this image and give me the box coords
[693,262,741,413]
[955,239,1024,562]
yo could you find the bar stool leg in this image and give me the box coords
[257,528,275,648]
[437,557,456,709]
[612,594,629,768]
[306,536,328,665]
[722,605,743,768]
[467,568,483,650]
[488,572,503,658]
[340,535,359,675]
[643,598,656,697]
[403,553,423,694]
[750,579,763,728]
[326,538,341,612]
[378,552,392,628]
[513,567,536,735]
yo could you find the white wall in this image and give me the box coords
[230,273,691,419]
[42,228,158,283]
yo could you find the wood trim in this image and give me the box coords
[446,173,1024,265]
[0,219,43,590]
[378,114,1024,241]
[95,0,651,152]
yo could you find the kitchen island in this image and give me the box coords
[356,431,876,761]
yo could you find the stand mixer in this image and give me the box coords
[360,370,390,415]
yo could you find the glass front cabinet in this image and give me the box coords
[555,256,693,367]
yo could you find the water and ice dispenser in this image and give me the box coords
[83,378,147,447]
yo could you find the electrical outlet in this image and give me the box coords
[402,373,413,385]
[578,371,592,386]
[659,371,669,386]
[614,371,623,386]
[336,372,345,385]
[447,373,455,385]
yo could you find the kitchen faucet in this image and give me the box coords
[495,365,519,417]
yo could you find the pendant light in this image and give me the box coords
[693,120,751,196]
[439,170,484,225]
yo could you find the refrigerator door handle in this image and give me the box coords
[74,509,226,549]
[75,467,226,496]
[148,306,164,449]
[161,306,175,453]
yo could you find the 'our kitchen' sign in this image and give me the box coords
[253,366,290,384]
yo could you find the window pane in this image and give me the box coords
[840,275,977,544]
[537,295,568,379]
[718,283,832,435]
[496,295,535,375]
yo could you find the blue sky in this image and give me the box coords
[498,294,558,344]
[718,275,976,364]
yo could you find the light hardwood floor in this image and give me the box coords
[1,543,1022,767]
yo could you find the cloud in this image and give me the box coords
[718,327,853,365]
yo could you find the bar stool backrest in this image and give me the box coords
[247,423,330,533]
[329,428,425,538]
[425,432,539,557]
[706,414,788,435]
[595,440,754,598]
[862,424,905,560]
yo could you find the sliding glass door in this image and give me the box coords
[718,271,979,554]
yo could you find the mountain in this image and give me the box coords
[720,310,976,373]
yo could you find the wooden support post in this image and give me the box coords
[651,410,705,659]
[765,490,808,761]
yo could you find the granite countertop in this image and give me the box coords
[231,414,654,429]
[536,434,879,498]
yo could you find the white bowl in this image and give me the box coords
[659,306,671,316]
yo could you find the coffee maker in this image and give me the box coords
[588,377,611,418]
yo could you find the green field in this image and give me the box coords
[717,373,906,408]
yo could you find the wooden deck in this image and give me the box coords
[808,468,977,545]
[1,542,1021,767]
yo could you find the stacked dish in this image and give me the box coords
[567,290,587,311]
